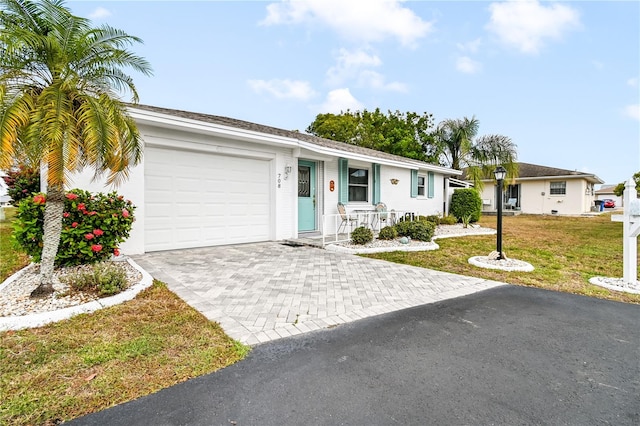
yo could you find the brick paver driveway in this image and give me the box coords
[133,242,505,345]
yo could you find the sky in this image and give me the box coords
[66,0,640,186]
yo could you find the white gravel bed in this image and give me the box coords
[589,276,640,295]
[327,239,439,254]
[0,258,153,330]
[468,256,535,272]
[433,223,496,239]
[327,224,496,254]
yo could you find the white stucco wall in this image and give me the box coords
[479,178,597,215]
[71,123,297,254]
[318,159,449,235]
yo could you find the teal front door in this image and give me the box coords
[298,160,316,232]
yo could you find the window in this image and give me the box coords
[550,181,566,195]
[348,168,369,202]
[417,175,426,196]
[298,166,310,197]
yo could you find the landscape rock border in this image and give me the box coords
[468,256,535,272]
[589,276,640,295]
[326,224,496,255]
[0,258,153,331]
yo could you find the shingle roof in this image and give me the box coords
[128,104,459,174]
[465,162,602,183]
[515,162,595,179]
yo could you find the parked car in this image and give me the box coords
[603,199,615,208]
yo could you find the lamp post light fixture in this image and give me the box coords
[494,166,507,260]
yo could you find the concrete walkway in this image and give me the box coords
[133,242,506,345]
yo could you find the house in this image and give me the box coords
[474,162,604,215]
[71,105,462,254]
[595,185,622,208]
[0,172,10,206]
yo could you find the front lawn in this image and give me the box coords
[0,210,249,425]
[0,207,30,280]
[367,213,640,304]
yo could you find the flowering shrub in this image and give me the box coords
[13,189,135,266]
[2,165,41,206]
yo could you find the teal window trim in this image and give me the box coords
[427,171,435,199]
[338,158,348,203]
[372,163,381,205]
[410,169,418,198]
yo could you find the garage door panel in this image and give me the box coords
[145,146,271,251]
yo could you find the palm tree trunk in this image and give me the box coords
[30,184,64,298]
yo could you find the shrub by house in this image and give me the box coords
[13,189,135,266]
[450,188,482,223]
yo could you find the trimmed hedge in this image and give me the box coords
[394,220,434,242]
[378,226,398,240]
[351,226,373,245]
[450,188,482,223]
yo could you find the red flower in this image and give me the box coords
[65,193,78,200]
[91,244,102,252]
[88,211,97,216]
[33,194,46,204]
[72,222,78,228]
[122,209,130,218]
[85,233,94,240]
[63,212,70,218]
[93,229,104,236]
[113,248,120,257]
[77,203,86,211]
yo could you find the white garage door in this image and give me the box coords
[145,146,271,251]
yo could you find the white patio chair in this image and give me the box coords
[337,202,358,233]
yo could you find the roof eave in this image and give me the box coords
[298,141,461,175]
[128,107,301,149]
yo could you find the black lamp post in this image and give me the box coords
[494,166,507,260]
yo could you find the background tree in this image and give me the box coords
[613,171,640,197]
[432,116,518,190]
[306,109,439,162]
[0,0,152,296]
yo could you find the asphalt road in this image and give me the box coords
[71,285,640,425]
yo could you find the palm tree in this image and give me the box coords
[0,0,152,296]
[433,116,518,190]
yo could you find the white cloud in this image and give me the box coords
[623,104,640,121]
[456,56,482,74]
[261,0,433,48]
[456,38,482,53]
[88,7,111,20]
[486,1,581,54]
[326,48,406,92]
[319,88,363,114]
[628,78,638,88]
[326,48,382,85]
[248,79,317,101]
[357,70,407,92]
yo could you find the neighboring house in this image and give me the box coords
[472,162,604,215]
[595,185,623,207]
[72,105,462,255]
[0,172,10,206]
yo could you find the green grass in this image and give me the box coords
[0,207,30,279]
[367,213,640,304]
[0,282,250,425]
